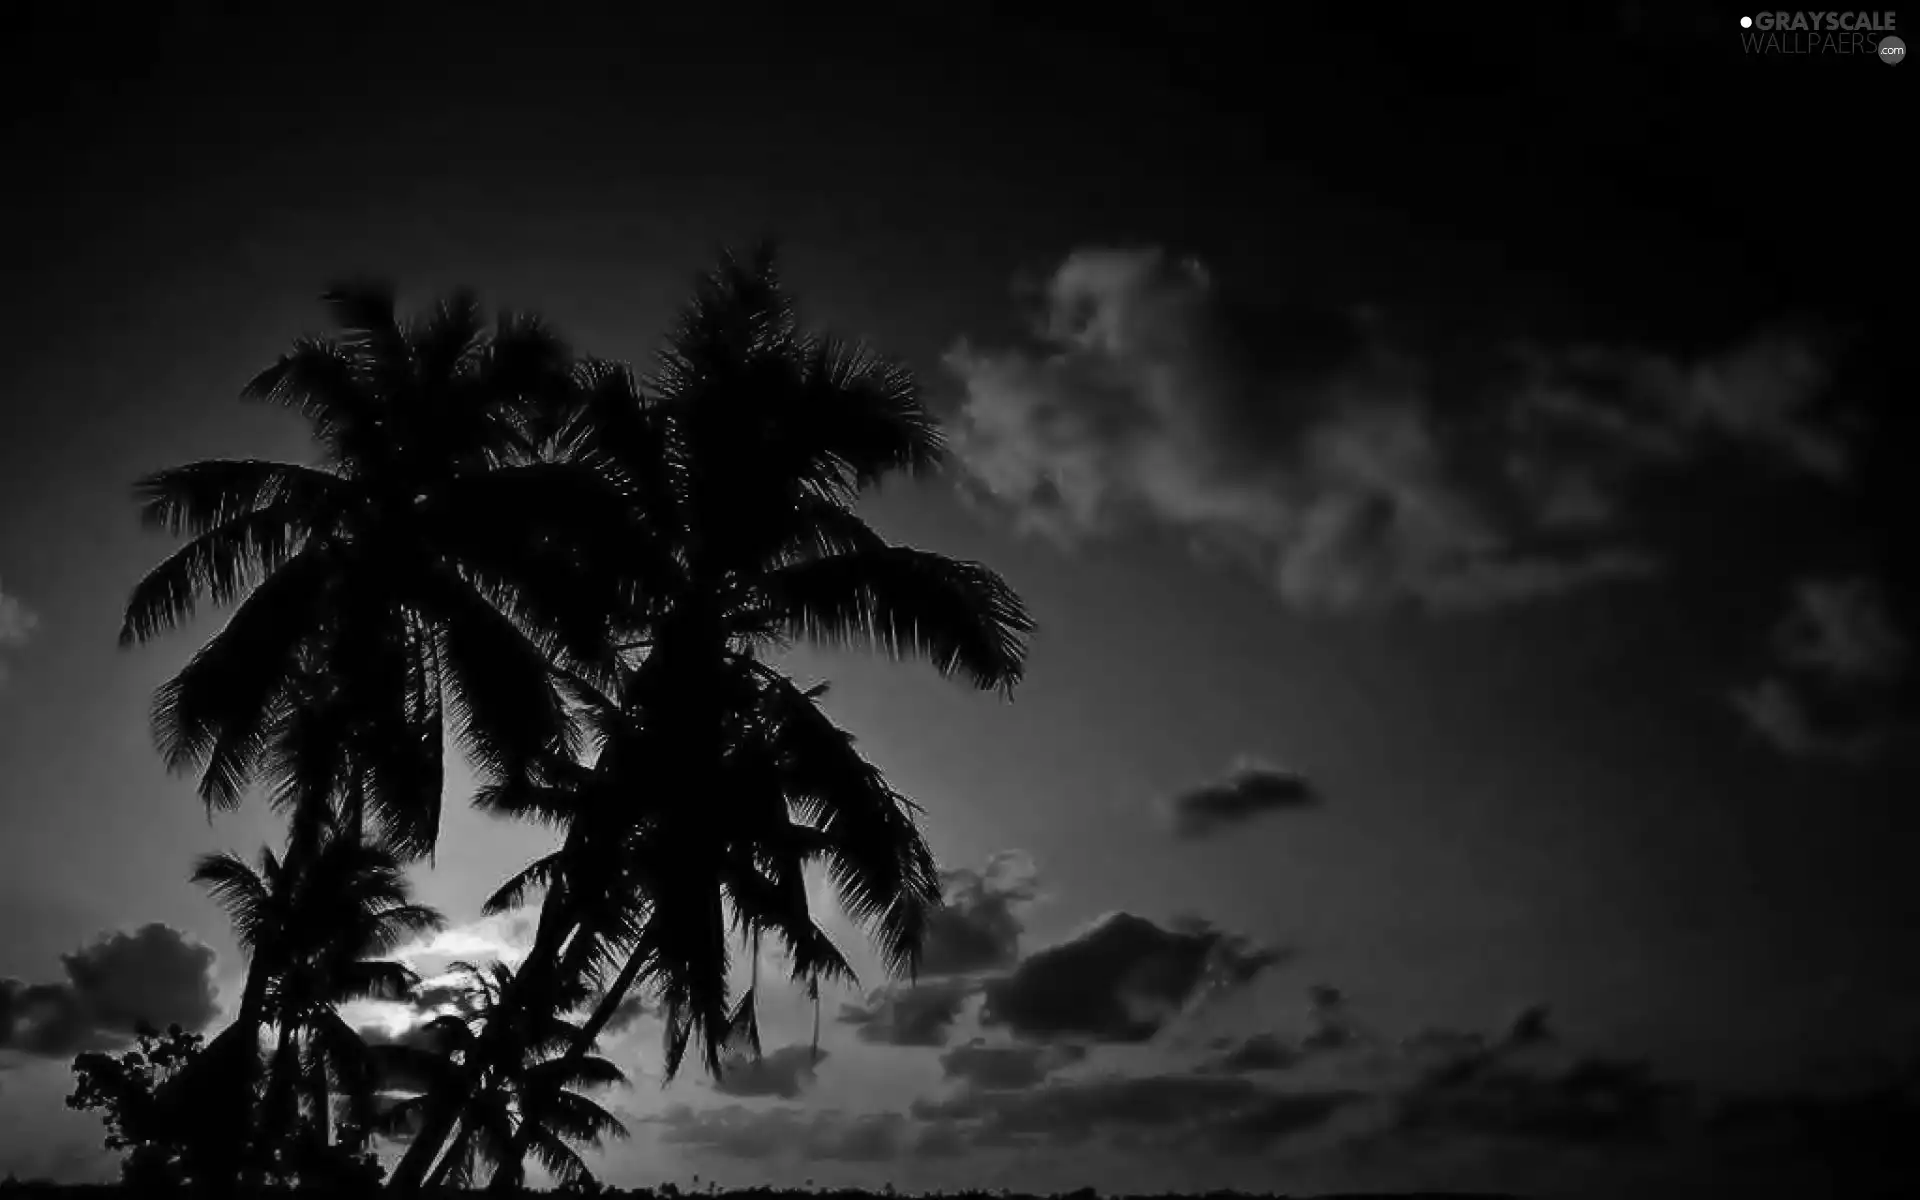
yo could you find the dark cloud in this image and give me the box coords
[1202,1032,1305,1074]
[1735,575,1913,761]
[652,1105,912,1165]
[1705,1066,1918,1193]
[1301,984,1368,1053]
[653,1104,809,1162]
[805,1113,910,1164]
[838,977,977,1048]
[938,1039,1087,1091]
[1164,759,1319,839]
[0,924,219,1059]
[948,249,1852,615]
[1359,1001,1915,1192]
[710,1044,827,1100]
[836,852,1041,1048]
[919,850,1038,978]
[1202,984,1402,1073]
[910,1120,968,1159]
[980,912,1284,1043]
[1371,1003,1686,1150]
[1394,1052,1688,1147]
[909,1072,1362,1154]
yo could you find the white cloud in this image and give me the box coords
[946,247,1842,613]
[393,913,534,970]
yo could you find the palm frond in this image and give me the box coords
[131,458,346,540]
[190,850,274,952]
[150,548,336,809]
[760,545,1032,693]
[755,674,940,977]
[415,565,575,793]
[789,334,946,495]
[241,337,377,461]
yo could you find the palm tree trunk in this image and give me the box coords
[307,1047,331,1150]
[483,946,647,1191]
[425,1119,471,1189]
[262,1021,301,1174]
[386,1084,469,1190]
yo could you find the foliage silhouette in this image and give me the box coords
[66,1024,234,1188]
[374,961,627,1190]
[112,248,1032,1192]
[460,247,1031,1190]
[120,284,624,859]
[191,820,441,1181]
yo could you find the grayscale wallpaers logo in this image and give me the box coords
[1738,11,1904,59]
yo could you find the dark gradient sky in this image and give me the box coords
[1,4,1914,1195]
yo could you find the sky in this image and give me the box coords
[0,4,1914,1196]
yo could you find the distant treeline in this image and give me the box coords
[0,1185,1525,1200]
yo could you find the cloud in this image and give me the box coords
[0,577,38,685]
[1770,577,1909,681]
[806,1113,912,1163]
[652,1104,914,1165]
[1164,758,1319,838]
[1353,1000,1689,1153]
[402,978,476,1016]
[661,1069,1356,1168]
[603,991,659,1037]
[838,977,977,1048]
[0,924,219,1059]
[393,913,534,971]
[909,1072,1362,1154]
[355,1019,459,1093]
[710,1044,828,1100]
[1202,1032,1306,1074]
[1735,575,1913,761]
[837,851,1041,1047]
[980,912,1284,1043]
[938,1039,1087,1091]
[920,850,1039,978]
[1202,983,1406,1073]
[1706,1067,1918,1190]
[1301,983,1368,1052]
[1661,332,1847,479]
[1391,1052,1688,1148]
[946,247,1844,614]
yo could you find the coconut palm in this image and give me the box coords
[376,962,627,1190]
[120,284,627,861]
[191,824,443,1179]
[439,247,1033,1189]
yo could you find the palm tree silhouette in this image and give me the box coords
[191,822,442,1181]
[453,247,1033,1189]
[376,961,627,1190]
[110,251,1032,1192]
[120,286,620,859]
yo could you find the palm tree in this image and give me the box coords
[120,284,627,861]
[441,247,1034,1189]
[377,962,627,1190]
[192,824,443,1181]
